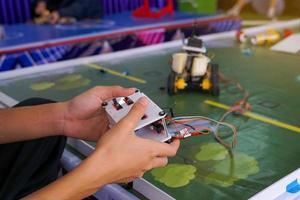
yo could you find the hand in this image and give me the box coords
[35,1,48,16]
[85,97,180,185]
[62,86,135,141]
[50,11,60,24]
[22,96,180,200]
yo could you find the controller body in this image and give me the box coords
[102,90,171,142]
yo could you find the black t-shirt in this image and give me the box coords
[31,0,102,20]
[0,98,66,200]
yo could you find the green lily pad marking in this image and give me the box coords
[54,78,91,90]
[149,144,260,189]
[30,74,91,91]
[195,143,228,161]
[58,74,83,82]
[203,153,259,187]
[151,164,197,188]
[30,82,55,91]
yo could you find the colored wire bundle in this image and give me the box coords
[219,72,251,113]
[218,72,252,124]
[167,116,238,149]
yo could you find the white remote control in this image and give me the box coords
[102,90,171,142]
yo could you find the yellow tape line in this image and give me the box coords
[86,63,146,84]
[204,99,300,133]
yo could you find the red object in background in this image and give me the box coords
[283,29,293,38]
[132,0,174,18]
[236,30,247,43]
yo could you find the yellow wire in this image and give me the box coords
[204,99,300,133]
[86,63,147,84]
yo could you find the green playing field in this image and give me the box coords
[0,28,299,199]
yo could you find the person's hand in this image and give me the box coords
[62,86,135,141]
[23,98,179,200]
[83,97,180,185]
[35,1,48,16]
[50,11,60,24]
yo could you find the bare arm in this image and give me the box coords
[1,86,180,199]
[23,152,110,200]
[23,97,180,200]
[0,86,135,144]
[0,102,65,144]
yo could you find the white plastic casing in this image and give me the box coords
[191,54,210,77]
[103,90,171,142]
[172,53,187,74]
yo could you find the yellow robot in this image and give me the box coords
[167,37,220,96]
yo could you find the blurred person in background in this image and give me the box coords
[32,0,102,24]
[227,0,285,19]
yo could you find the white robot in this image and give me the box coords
[167,36,220,96]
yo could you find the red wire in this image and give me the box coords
[170,119,213,140]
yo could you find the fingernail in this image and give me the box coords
[128,88,136,92]
[139,97,148,106]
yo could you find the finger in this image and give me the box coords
[118,177,137,183]
[109,86,136,99]
[151,139,180,157]
[151,157,168,169]
[92,86,136,101]
[119,97,148,130]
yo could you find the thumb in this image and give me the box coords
[118,97,148,131]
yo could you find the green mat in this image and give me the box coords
[0,38,299,199]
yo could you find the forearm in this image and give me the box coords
[270,0,278,8]
[0,102,66,144]
[23,150,110,200]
